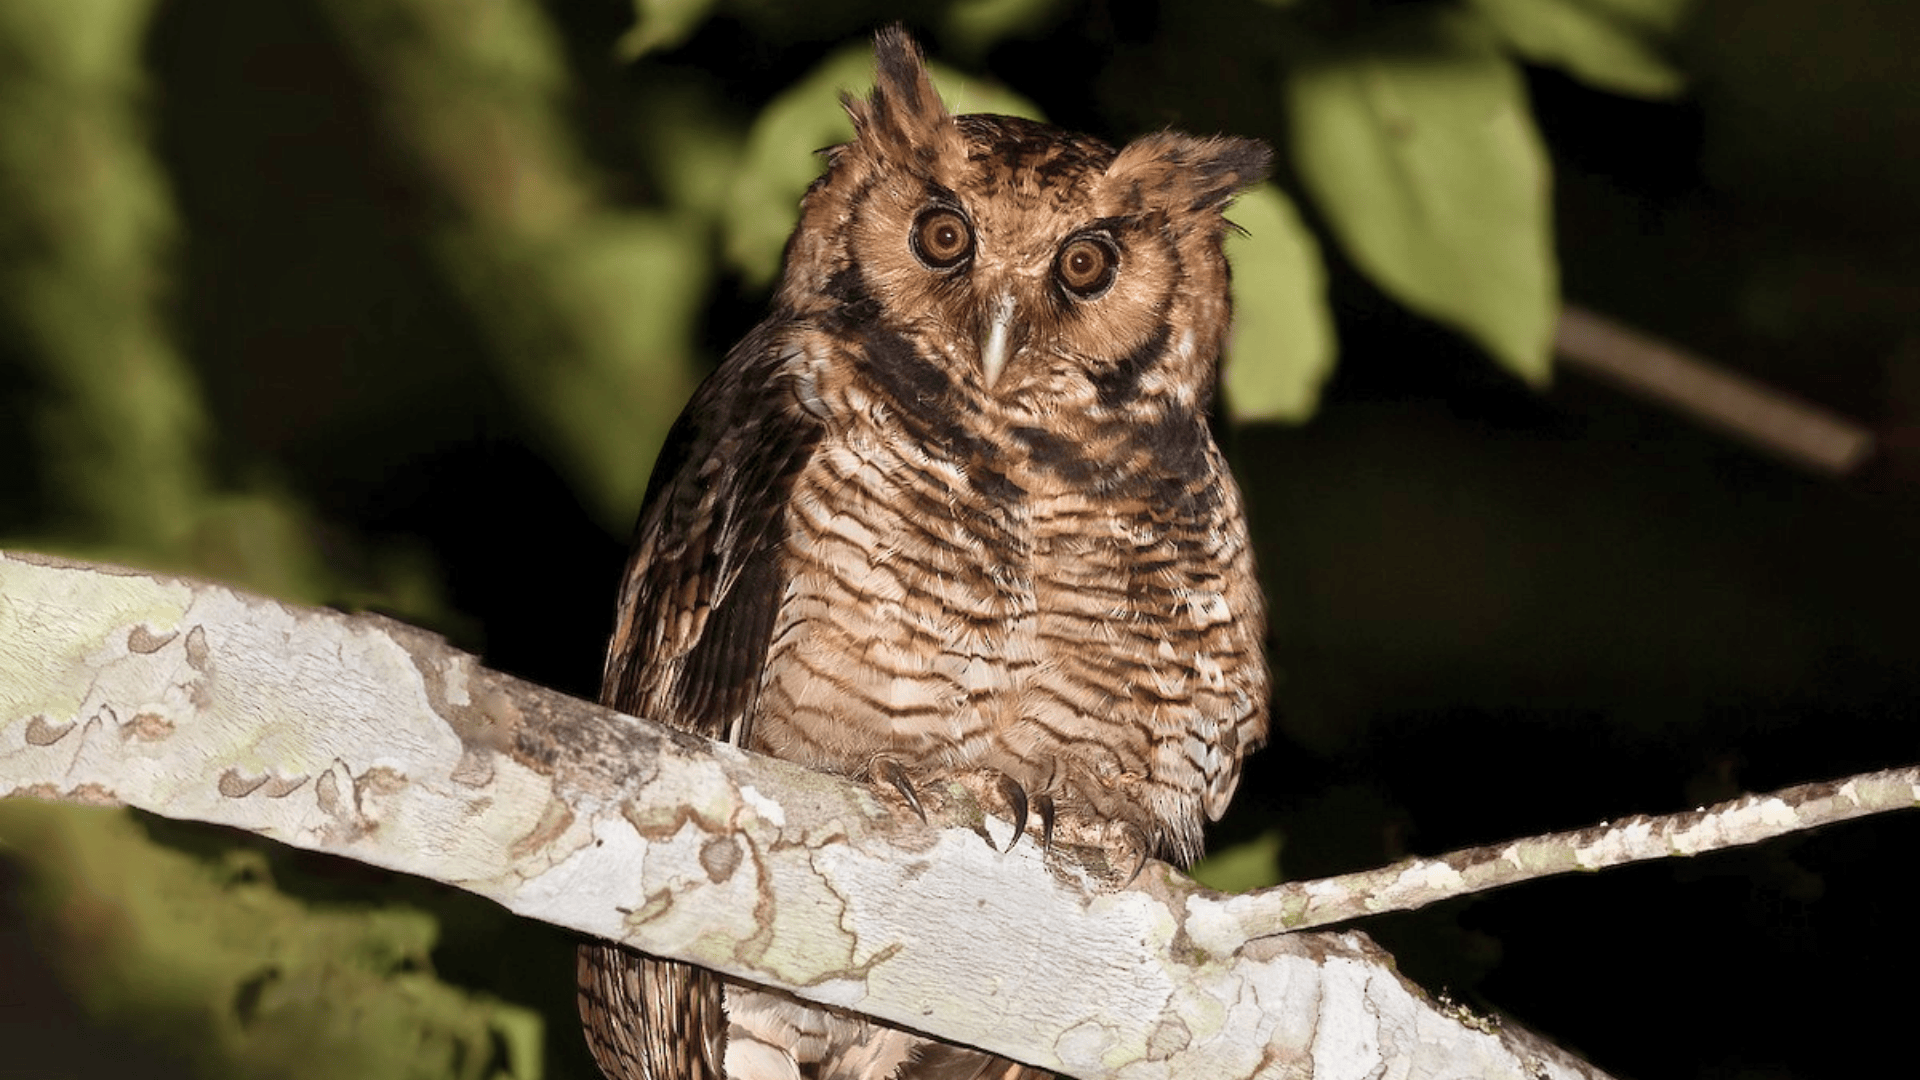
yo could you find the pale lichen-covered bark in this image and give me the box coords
[1232,761,1920,936]
[28,547,1898,1079]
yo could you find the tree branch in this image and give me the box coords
[22,549,1881,1079]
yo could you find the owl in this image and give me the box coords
[578,26,1271,1080]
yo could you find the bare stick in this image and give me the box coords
[1556,304,1876,475]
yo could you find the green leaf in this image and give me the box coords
[617,0,718,58]
[1287,6,1558,386]
[1224,184,1337,423]
[940,0,1075,59]
[1190,831,1285,893]
[726,42,1042,288]
[1469,0,1691,98]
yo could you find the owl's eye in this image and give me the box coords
[911,207,974,269]
[1055,235,1118,299]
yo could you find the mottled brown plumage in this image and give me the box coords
[579,26,1270,1080]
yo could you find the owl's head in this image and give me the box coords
[777,27,1270,416]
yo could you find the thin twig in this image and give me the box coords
[1204,764,1920,940]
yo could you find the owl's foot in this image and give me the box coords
[1020,793,1157,887]
[872,764,1150,885]
[870,761,1050,855]
[954,773,1149,869]
[949,768,1050,853]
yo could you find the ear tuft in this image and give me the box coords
[1108,133,1273,216]
[842,25,953,164]
[1189,137,1273,210]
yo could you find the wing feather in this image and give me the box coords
[583,322,823,1080]
[603,323,821,743]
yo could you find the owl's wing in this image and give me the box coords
[583,325,823,1080]
[603,322,822,745]
[578,948,727,1080]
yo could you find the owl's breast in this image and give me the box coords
[749,423,1041,772]
[738,333,1263,858]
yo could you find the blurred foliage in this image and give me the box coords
[1188,829,1285,895]
[1224,185,1333,421]
[0,0,233,569]
[1469,0,1688,97]
[616,0,717,58]
[0,0,1703,568]
[3,0,1919,1077]
[320,0,703,532]
[1286,5,1557,387]
[0,802,542,1080]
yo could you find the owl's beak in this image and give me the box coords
[979,293,1017,388]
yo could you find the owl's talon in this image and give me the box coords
[992,773,1028,852]
[873,758,926,822]
[1120,822,1151,886]
[1030,793,1057,852]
